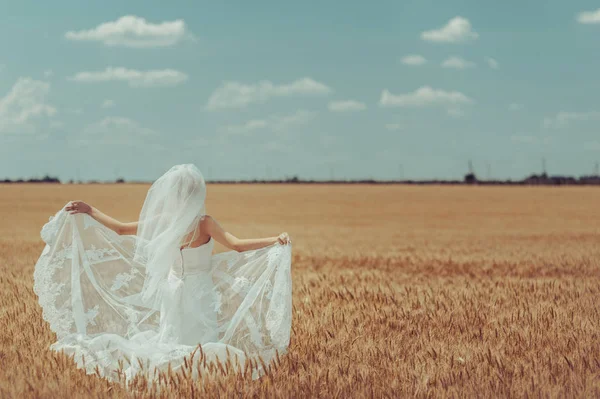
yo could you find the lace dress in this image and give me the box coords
[33,208,293,383]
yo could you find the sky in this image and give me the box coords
[1,1,600,181]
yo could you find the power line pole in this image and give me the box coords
[542,157,547,176]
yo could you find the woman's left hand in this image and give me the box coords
[65,200,92,215]
[277,232,291,245]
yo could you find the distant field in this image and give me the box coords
[1,184,599,397]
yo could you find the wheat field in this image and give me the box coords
[0,183,599,398]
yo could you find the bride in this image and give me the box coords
[33,164,293,385]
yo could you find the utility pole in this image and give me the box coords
[595,161,599,177]
[542,157,547,176]
[398,163,404,181]
[465,159,477,184]
[486,162,491,181]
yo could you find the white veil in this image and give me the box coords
[134,164,207,309]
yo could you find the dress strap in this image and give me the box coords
[179,223,199,249]
[186,224,198,248]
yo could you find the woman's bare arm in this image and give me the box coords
[65,200,138,235]
[202,215,289,252]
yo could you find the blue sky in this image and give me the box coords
[1,0,600,181]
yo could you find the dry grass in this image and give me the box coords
[1,183,599,398]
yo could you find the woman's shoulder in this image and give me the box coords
[199,214,215,228]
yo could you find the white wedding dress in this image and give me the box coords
[33,165,293,385]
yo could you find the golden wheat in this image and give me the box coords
[0,183,599,397]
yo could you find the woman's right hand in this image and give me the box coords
[65,200,92,215]
[277,232,291,245]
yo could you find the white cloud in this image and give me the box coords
[385,123,401,131]
[441,56,476,69]
[379,86,474,107]
[44,69,54,78]
[0,78,57,134]
[206,78,332,110]
[101,99,115,108]
[400,54,427,66]
[69,67,188,88]
[220,110,316,134]
[77,117,158,146]
[421,16,479,43]
[273,110,316,130]
[576,9,600,24]
[509,103,524,111]
[65,15,189,47]
[447,108,466,118]
[543,111,600,128]
[486,57,499,69]
[328,100,366,112]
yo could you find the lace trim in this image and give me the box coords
[85,244,120,264]
[231,276,252,294]
[211,288,223,314]
[111,267,139,292]
[33,242,75,339]
[265,244,292,347]
[85,305,100,327]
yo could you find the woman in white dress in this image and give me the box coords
[33,164,293,385]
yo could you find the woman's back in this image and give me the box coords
[171,237,215,277]
[179,216,211,250]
